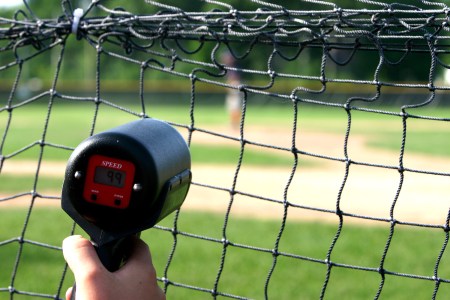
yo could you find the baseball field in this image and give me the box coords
[1,100,449,299]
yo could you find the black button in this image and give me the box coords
[91,194,97,201]
[114,199,121,206]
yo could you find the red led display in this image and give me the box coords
[83,155,135,209]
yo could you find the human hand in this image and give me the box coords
[62,235,165,300]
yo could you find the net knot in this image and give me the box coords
[333,7,343,15]
[371,13,381,25]
[71,8,84,36]
[49,88,57,97]
[432,275,440,282]
[399,110,408,118]
[221,238,230,247]
[424,33,434,42]
[161,277,169,284]
[290,94,298,103]
[267,70,276,78]
[426,16,436,25]
[343,103,351,111]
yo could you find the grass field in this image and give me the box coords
[1,208,449,299]
[0,102,450,194]
[1,100,450,299]
[1,101,450,161]
[1,101,449,196]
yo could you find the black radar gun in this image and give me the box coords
[61,118,191,299]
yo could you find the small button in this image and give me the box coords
[91,194,97,201]
[114,199,121,206]
[133,183,143,192]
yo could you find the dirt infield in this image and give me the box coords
[1,127,449,226]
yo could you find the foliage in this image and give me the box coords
[0,0,443,89]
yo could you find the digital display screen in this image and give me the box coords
[94,167,126,188]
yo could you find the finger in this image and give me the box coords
[124,237,153,268]
[65,287,72,300]
[62,235,104,277]
[116,237,156,280]
[116,238,164,298]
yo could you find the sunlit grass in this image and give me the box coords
[0,208,448,299]
[2,102,449,162]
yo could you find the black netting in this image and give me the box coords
[1,0,449,299]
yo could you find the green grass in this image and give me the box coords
[1,102,297,162]
[10,101,450,196]
[1,208,449,299]
[349,109,450,157]
[0,143,299,193]
[190,143,297,167]
[1,101,449,298]
[0,175,64,194]
[369,131,450,157]
[2,102,449,163]
[2,101,449,213]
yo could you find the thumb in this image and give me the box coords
[65,286,73,300]
[62,235,105,278]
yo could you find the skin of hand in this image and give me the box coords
[62,235,166,300]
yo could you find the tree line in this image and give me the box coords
[0,0,446,90]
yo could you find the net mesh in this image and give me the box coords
[1,0,450,299]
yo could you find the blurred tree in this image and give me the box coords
[0,0,444,89]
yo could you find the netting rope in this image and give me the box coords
[1,1,450,299]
